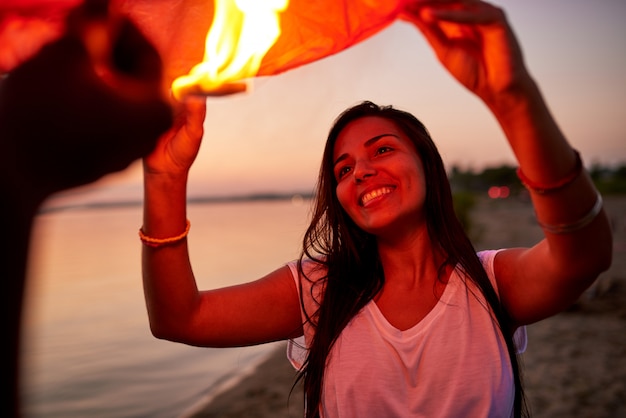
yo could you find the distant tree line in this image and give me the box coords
[590,163,626,195]
[448,162,626,195]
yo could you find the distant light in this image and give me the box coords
[291,194,304,206]
[488,186,510,199]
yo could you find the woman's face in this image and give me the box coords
[332,116,427,238]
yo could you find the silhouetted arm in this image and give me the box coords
[0,2,171,415]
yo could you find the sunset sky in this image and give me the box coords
[65,0,626,201]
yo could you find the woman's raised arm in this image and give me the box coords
[141,101,303,347]
[402,0,613,325]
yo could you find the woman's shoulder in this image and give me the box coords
[285,257,327,307]
[476,249,504,284]
[286,257,328,283]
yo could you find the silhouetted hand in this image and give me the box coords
[0,0,173,203]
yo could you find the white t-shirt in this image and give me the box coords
[287,250,527,418]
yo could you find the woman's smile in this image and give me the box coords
[360,186,395,207]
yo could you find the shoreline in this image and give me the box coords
[178,344,289,418]
[185,343,304,418]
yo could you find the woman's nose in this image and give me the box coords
[354,159,376,182]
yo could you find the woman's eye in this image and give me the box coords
[337,166,351,179]
[376,146,392,155]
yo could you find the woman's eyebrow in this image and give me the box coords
[333,134,400,168]
[364,133,399,148]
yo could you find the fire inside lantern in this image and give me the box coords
[171,0,288,100]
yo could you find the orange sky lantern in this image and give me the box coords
[171,0,288,100]
[166,0,407,100]
[2,0,407,98]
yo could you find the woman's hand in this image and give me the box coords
[402,0,531,104]
[143,98,207,177]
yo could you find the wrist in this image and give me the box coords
[143,170,189,205]
[142,171,188,238]
[143,164,189,208]
[143,160,190,184]
[483,73,540,119]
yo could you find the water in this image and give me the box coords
[22,198,311,417]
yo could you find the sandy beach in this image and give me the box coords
[187,195,626,418]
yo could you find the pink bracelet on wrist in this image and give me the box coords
[517,150,582,194]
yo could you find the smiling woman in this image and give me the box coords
[297,101,525,417]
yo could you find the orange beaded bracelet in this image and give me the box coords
[517,150,582,194]
[139,220,191,248]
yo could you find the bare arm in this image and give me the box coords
[403,0,612,325]
[141,101,303,347]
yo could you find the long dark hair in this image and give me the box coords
[296,101,527,417]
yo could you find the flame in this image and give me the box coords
[171,0,288,100]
